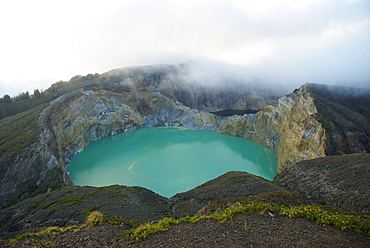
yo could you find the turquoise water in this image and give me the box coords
[67,127,277,197]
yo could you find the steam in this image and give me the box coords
[176,60,293,95]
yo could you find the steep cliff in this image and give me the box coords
[219,84,327,171]
[1,63,369,209]
[0,105,66,209]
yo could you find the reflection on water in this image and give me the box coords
[67,127,277,197]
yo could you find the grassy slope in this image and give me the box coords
[0,73,110,159]
[0,104,46,160]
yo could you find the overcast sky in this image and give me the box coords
[0,0,369,96]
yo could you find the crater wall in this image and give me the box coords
[1,65,368,209]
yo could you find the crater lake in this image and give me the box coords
[67,127,277,197]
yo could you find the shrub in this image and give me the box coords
[84,211,105,227]
[124,202,370,242]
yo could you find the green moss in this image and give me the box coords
[42,201,55,209]
[63,189,76,195]
[5,226,78,244]
[42,196,84,209]
[124,202,370,242]
[75,207,102,216]
[53,202,79,212]
[3,198,17,209]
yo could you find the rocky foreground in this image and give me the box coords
[1,154,369,247]
[2,210,369,247]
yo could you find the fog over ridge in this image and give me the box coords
[0,0,369,96]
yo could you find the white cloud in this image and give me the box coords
[0,0,369,96]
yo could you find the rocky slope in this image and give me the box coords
[3,210,370,247]
[1,166,369,242]
[0,63,369,210]
[0,184,170,239]
[309,83,370,155]
[0,171,296,239]
[169,171,291,218]
[275,153,370,214]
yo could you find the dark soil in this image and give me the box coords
[1,167,370,247]
[275,153,370,214]
[170,171,290,218]
[0,185,170,239]
[0,171,290,239]
[1,211,369,247]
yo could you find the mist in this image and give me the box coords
[0,0,369,96]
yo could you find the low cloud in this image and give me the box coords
[0,0,369,96]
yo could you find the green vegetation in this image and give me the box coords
[0,67,164,121]
[4,202,370,245]
[75,207,102,216]
[0,92,48,120]
[0,103,46,160]
[62,188,79,195]
[84,211,105,227]
[124,202,370,242]
[5,225,78,245]
[42,196,84,210]
[0,73,103,120]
